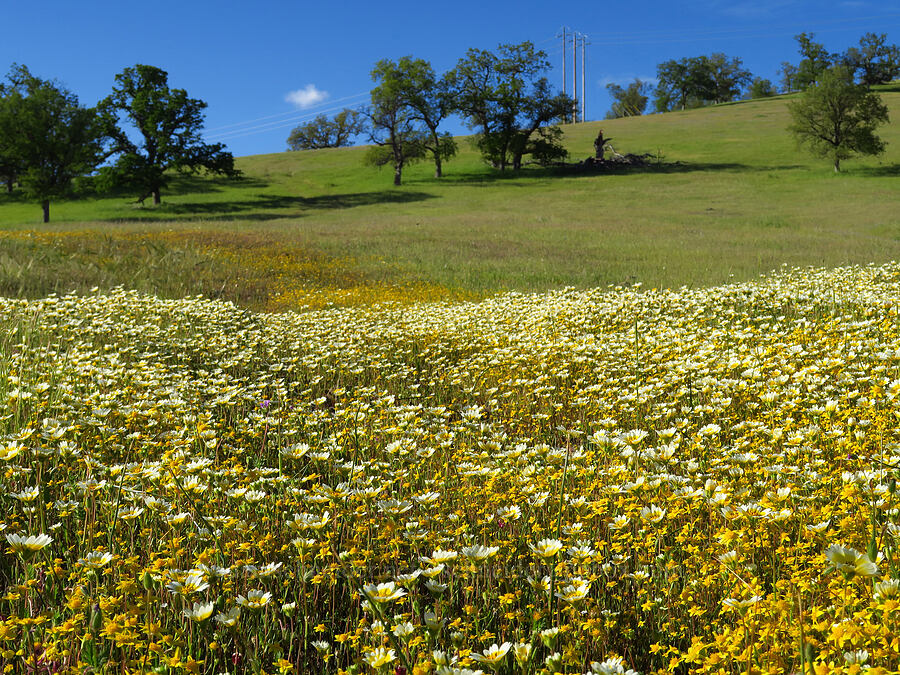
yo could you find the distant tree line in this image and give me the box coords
[602,31,898,119]
[0,63,237,222]
[287,41,574,184]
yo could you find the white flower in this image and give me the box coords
[471,642,511,665]
[529,538,563,559]
[214,606,240,626]
[6,533,52,557]
[236,589,272,610]
[364,646,396,668]
[183,601,215,622]
[78,551,114,569]
[361,581,406,604]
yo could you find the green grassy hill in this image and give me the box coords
[0,88,898,307]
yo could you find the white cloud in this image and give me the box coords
[285,84,329,109]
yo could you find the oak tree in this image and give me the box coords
[100,64,238,205]
[447,42,571,170]
[287,108,365,150]
[788,66,889,172]
[0,64,107,222]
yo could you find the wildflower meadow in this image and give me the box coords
[2,262,900,674]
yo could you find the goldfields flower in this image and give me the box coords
[183,601,215,622]
[361,581,406,604]
[529,538,563,559]
[236,589,272,610]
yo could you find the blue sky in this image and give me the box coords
[4,0,899,157]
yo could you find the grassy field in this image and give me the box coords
[0,87,898,309]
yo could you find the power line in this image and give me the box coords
[206,94,370,142]
[205,90,370,134]
[582,13,900,46]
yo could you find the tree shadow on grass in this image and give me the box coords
[852,163,900,177]
[421,160,807,186]
[99,190,437,222]
[165,174,270,194]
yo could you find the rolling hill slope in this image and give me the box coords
[0,88,898,305]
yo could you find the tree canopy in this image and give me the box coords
[0,64,108,222]
[100,64,238,205]
[787,65,889,172]
[605,79,652,118]
[369,57,457,179]
[287,109,365,151]
[654,54,750,112]
[447,42,571,170]
[365,59,428,186]
[785,33,835,91]
[843,32,900,86]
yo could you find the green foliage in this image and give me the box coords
[842,32,900,86]
[1,92,900,299]
[788,65,890,172]
[369,56,457,179]
[447,42,572,170]
[605,78,652,118]
[654,53,751,112]
[747,77,777,99]
[789,33,835,91]
[0,64,107,222]
[287,109,365,150]
[99,64,238,205]
[366,60,431,186]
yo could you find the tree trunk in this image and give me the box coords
[393,163,402,186]
[153,188,161,205]
[5,177,12,193]
[42,199,50,224]
[434,155,442,179]
[834,158,841,173]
